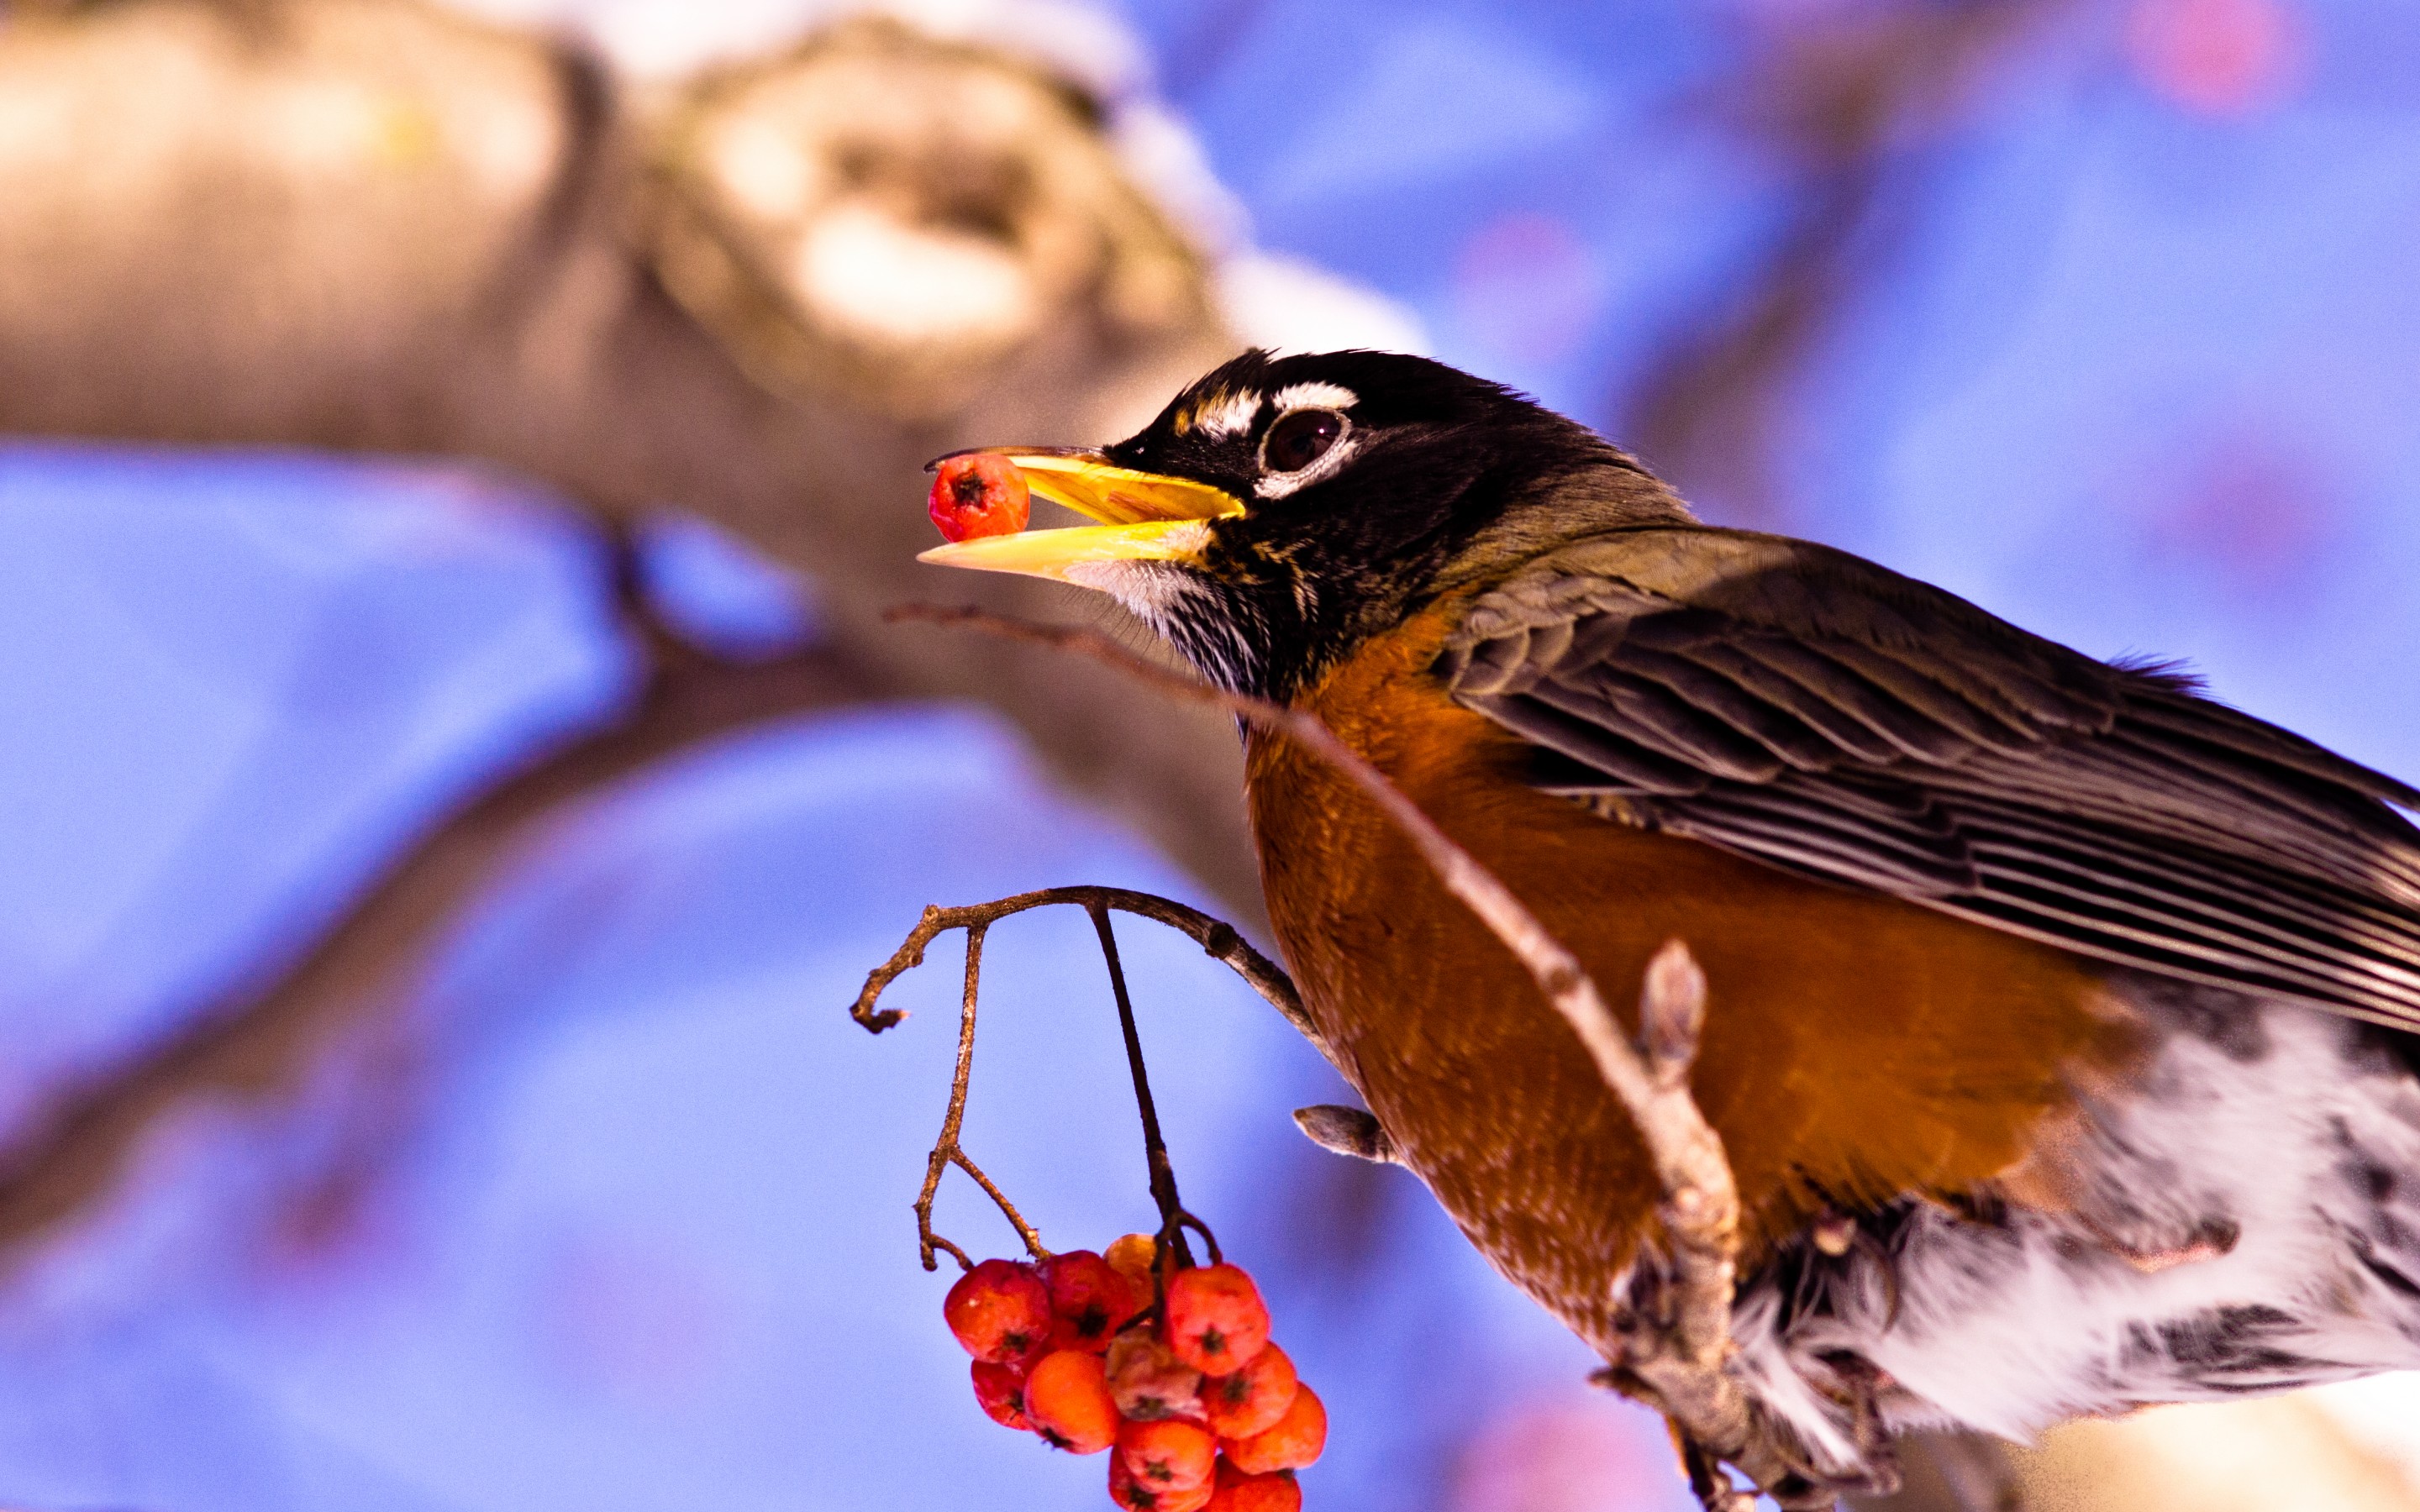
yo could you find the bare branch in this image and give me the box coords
[0,3,1260,916]
[1087,904,1212,1270]
[1639,939,1709,1089]
[909,920,1042,1272]
[850,885,1315,1051]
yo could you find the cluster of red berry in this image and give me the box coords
[944,1233,1324,1511]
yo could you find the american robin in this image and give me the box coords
[919,349,2420,1487]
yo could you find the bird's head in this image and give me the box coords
[921,349,1691,703]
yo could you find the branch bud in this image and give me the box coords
[1292,1105,1401,1164]
[1639,938,1707,1087]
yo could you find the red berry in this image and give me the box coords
[1103,1232,1159,1284]
[1204,1458,1301,1512]
[1119,1418,1218,1491]
[1201,1342,1297,1440]
[944,1258,1053,1364]
[1042,1249,1145,1353]
[1223,1383,1325,1474]
[1165,1264,1270,1375]
[1025,1348,1121,1455]
[971,1359,1030,1431]
[1112,1452,1216,1512]
[1106,1331,1205,1423]
[928,454,1030,543]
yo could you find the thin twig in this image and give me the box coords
[857,887,1277,1275]
[908,920,1045,1271]
[851,885,1321,1055]
[883,605,1800,1507]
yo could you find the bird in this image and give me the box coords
[917,348,2420,1493]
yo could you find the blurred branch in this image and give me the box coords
[0,550,879,1270]
[0,0,1259,911]
[1624,0,2070,526]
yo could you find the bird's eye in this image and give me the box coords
[1260,409,1345,474]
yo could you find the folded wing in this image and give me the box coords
[1439,528,2420,1029]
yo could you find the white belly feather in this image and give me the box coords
[1712,983,2420,1478]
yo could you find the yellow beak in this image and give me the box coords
[917,448,1244,580]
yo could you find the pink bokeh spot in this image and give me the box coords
[2125,0,2309,118]
[2133,428,2343,596]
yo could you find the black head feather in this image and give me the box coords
[1083,349,1691,702]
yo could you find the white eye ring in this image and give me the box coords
[1258,408,1349,473]
[1255,409,1354,498]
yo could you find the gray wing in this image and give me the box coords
[1439,528,2420,1030]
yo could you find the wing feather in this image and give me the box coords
[1525,673,1789,783]
[1665,642,1911,764]
[1442,528,2420,1030]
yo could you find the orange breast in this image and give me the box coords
[1248,605,2124,1348]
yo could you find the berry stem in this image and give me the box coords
[1086,906,1167,1204]
[1086,904,1222,1273]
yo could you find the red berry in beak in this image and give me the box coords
[928,454,1031,543]
[944,1257,1053,1364]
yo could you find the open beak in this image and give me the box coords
[917,447,1244,580]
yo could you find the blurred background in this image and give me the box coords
[0,0,2417,1509]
